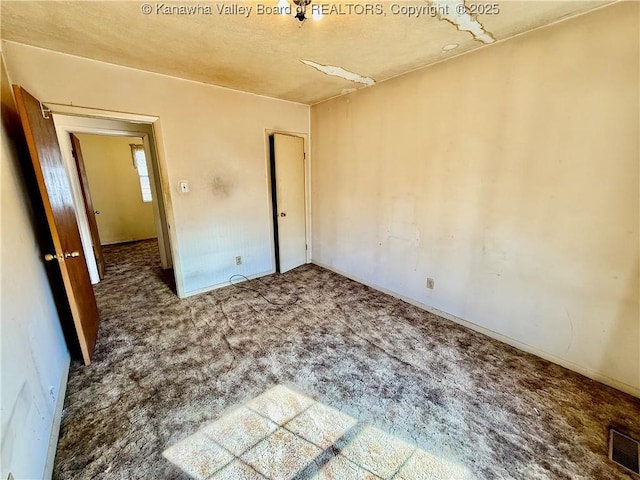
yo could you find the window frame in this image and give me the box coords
[130,144,153,203]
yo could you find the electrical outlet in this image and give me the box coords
[426,277,435,289]
[235,256,242,265]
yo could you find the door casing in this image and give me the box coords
[48,108,180,293]
[264,129,311,273]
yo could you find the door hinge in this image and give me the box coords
[305,244,308,250]
[40,103,51,119]
[303,152,306,159]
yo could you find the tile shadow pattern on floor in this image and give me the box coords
[163,384,471,480]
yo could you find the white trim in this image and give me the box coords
[140,132,173,272]
[263,129,311,272]
[312,259,640,399]
[148,121,180,283]
[180,268,275,298]
[53,124,100,283]
[51,114,154,136]
[307,110,313,260]
[45,103,158,124]
[43,356,70,480]
[50,111,182,295]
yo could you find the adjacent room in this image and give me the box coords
[1,1,638,479]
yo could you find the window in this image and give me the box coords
[131,145,152,202]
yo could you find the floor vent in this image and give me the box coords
[610,429,640,475]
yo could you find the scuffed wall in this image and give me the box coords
[311,3,639,395]
[2,41,310,296]
[1,54,70,480]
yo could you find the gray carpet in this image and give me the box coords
[54,240,640,479]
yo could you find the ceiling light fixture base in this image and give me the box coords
[293,0,312,24]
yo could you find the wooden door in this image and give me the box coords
[14,85,100,365]
[272,133,306,273]
[70,133,105,279]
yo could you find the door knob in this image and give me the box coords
[94,210,100,215]
[64,251,80,258]
[280,212,286,217]
[44,253,62,261]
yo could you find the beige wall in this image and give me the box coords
[1,56,69,479]
[311,3,639,395]
[2,41,310,296]
[75,134,156,245]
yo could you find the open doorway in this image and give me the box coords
[70,133,159,279]
[51,112,175,290]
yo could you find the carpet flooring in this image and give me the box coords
[54,240,640,479]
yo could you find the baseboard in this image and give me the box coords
[311,260,640,399]
[43,356,70,479]
[181,268,276,298]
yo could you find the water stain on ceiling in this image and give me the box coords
[0,1,615,104]
[301,60,376,85]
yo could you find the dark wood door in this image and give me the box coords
[70,133,105,279]
[13,85,100,365]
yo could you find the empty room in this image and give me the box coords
[1,1,638,479]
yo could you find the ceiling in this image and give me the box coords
[1,1,614,104]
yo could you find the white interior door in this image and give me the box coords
[273,133,306,273]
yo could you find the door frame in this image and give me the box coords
[70,133,106,279]
[263,129,311,272]
[44,103,183,295]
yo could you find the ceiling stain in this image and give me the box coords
[432,0,496,44]
[300,60,376,86]
[0,1,615,104]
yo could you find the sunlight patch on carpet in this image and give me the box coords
[163,384,471,479]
